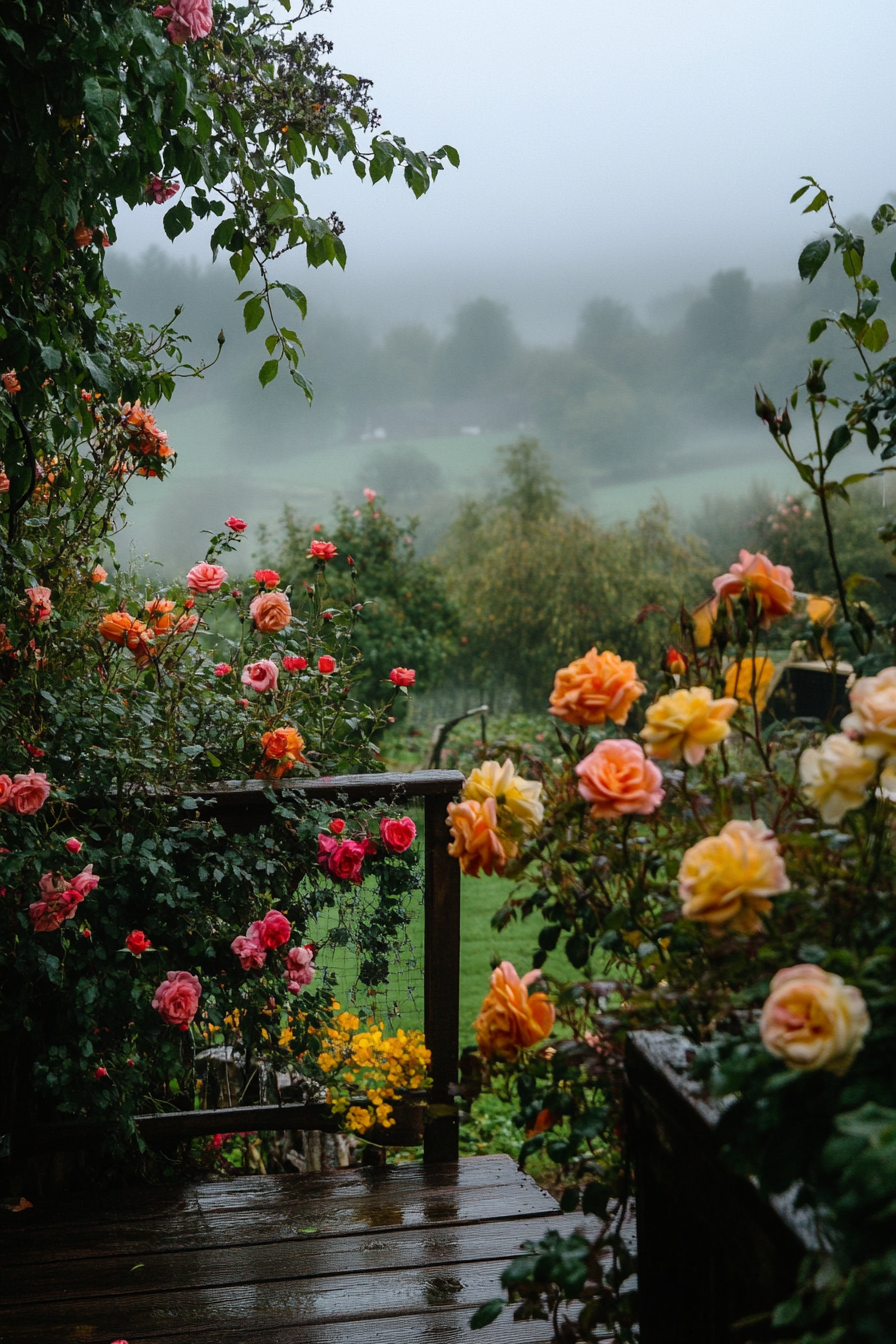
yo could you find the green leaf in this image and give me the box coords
[230,247,252,283]
[798,238,830,282]
[163,202,193,241]
[872,203,896,233]
[790,184,811,203]
[842,247,864,278]
[866,420,880,452]
[803,189,829,213]
[863,318,889,353]
[279,282,307,317]
[582,1182,610,1216]
[559,1186,579,1212]
[825,424,852,463]
[808,318,828,344]
[441,143,461,168]
[258,359,279,387]
[470,1299,505,1330]
[39,344,63,371]
[565,932,590,968]
[290,369,314,402]
[243,296,264,333]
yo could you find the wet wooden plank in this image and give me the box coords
[0,1156,526,1233]
[0,1171,559,1266]
[0,1253,548,1341]
[0,1212,594,1306]
[135,1310,568,1344]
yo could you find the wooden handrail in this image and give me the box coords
[6,770,464,1165]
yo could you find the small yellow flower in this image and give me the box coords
[278,1026,294,1048]
[641,686,739,766]
[724,656,775,713]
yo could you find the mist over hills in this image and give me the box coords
[107,216,895,570]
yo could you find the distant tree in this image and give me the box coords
[433,298,520,397]
[683,268,755,359]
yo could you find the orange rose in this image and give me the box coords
[549,648,645,727]
[474,960,555,1062]
[249,590,292,634]
[641,687,738,766]
[446,796,513,877]
[98,611,153,661]
[145,597,176,633]
[259,727,306,778]
[723,656,775,712]
[713,550,794,627]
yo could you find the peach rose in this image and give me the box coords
[724,656,775,713]
[641,687,739,766]
[152,971,202,1029]
[249,590,292,633]
[153,0,212,44]
[713,550,794,627]
[474,961,555,1062]
[231,933,266,970]
[1,370,21,394]
[446,796,514,877]
[25,586,52,624]
[186,562,227,593]
[145,597,175,633]
[841,666,896,759]
[799,733,876,824]
[575,739,664,819]
[92,565,108,584]
[97,612,153,662]
[284,945,316,994]
[760,964,870,1074]
[242,659,279,694]
[549,648,645,726]
[259,727,306,777]
[6,770,51,816]
[677,818,790,934]
[463,759,544,835]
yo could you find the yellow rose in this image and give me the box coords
[799,733,876,824]
[841,666,896,759]
[723,656,775,713]
[463,758,544,835]
[677,818,790,934]
[474,961,555,1062]
[760,964,870,1074]
[691,595,719,649]
[641,686,739,766]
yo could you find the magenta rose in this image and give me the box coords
[185,562,227,593]
[284,945,316,994]
[153,0,213,44]
[231,934,266,970]
[327,839,367,884]
[6,770,51,815]
[241,659,278,694]
[379,816,416,853]
[152,970,202,1029]
[251,910,291,949]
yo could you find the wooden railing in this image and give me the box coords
[7,770,464,1170]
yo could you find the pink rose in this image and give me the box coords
[379,815,417,853]
[251,910,291,949]
[231,934,267,970]
[153,0,213,44]
[308,540,338,562]
[575,740,665,819]
[152,971,202,1029]
[242,659,279,694]
[226,516,247,532]
[363,488,377,502]
[0,776,13,809]
[389,667,415,687]
[214,663,232,676]
[317,832,339,865]
[64,838,82,854]
[25,586,52,624]
[69,865,100,897]
[145,176,179,204]
[329,839,367,884]
[6,771,51,815]
[284,945,316,994]
[186,562,227,593]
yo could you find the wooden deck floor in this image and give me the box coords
[0,1154,594,1343]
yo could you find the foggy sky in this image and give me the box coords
[113,0,896,341]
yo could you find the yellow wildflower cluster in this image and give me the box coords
[316,1006,430,1134]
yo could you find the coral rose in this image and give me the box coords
[7,770,51,815]
[259,727,306,777]
[549,648,645,727]
[446,796,514,878]
[152,971,202,1029]
[474,961,555,1062]
[284,945,316,994]
[92,565,108,583]
[641,687,739,766]
[308,539,338,561]
[318,654,336,674]
[231,933,266,970]
[677,818,790,934]
[463,759,544,835]
[799,733,876,824]
[249,590,292,633]
[760,964,870,1074]
[713,550,794,627]
[226,516,247,532]
[126,930,152,956]
[841,666,896,758]
[25,586,52,624]
[186,562,227,593]
[575,740,664,819]
[389,667,415,687]
[242,659,279,694]
[1,370,21,394]
[724,656,776,713]
[253,569,280,588]
[153,0,213,44]
[282,655,307,671]
[379,816,417,853]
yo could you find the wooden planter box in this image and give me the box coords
[2,770,464,1188]
[626,1031,817,1344]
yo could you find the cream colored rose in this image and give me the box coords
[841,666,896,759]
[463,758,544,835]
[760,964,870,1074]
[677,818,790,934]
[799,733,876,824]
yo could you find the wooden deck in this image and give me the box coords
[0,1154,592,1343]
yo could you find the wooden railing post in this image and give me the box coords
[423,790,461,1163]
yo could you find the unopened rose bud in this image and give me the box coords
[64,837,82,853]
